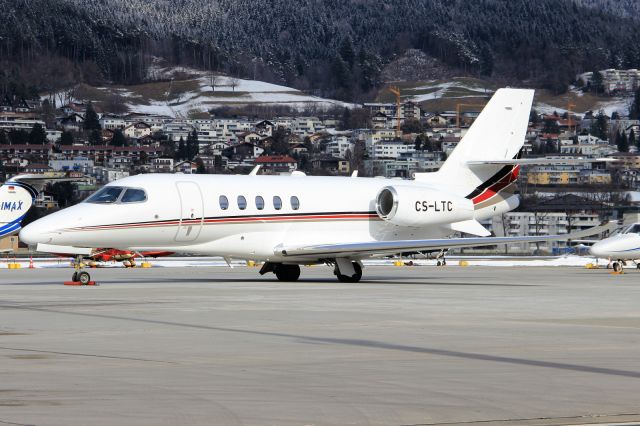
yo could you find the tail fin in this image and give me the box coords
[421,88,534,217]
[0,180,38,237]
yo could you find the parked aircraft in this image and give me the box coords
[20,88,603,284]
[0,177,40,237]
[590,223,640,272]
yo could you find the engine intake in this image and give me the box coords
[375,185,474,227]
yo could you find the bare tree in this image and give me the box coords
[209,73,222,92]
[229,77,240,92]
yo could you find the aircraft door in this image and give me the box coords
[175,181,204,242]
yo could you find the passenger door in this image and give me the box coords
[175,181,204,242]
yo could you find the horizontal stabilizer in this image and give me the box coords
[36,243,93,255]
[450,220,491,237]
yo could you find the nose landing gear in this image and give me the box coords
[65,256,97,286]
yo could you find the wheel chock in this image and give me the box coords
[63,281,98,286]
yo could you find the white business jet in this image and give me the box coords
[590,223,640,272]
[20,88,600,284]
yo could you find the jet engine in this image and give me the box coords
[375,186,475,227]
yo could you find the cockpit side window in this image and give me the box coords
[86,186,124,204]
[120,188,147,203]
[628,224,640,234]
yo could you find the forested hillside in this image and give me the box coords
[1,0,639,101]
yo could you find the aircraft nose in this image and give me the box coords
[19,219,54,246]
[589,241,607,258]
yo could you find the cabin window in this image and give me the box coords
[120,188,147,203]
[255,196,265,210]
[219,195,229,210]
[273,196,282,210]
[237,195,247,210]
[290,196,300,210]
[86,186,124,204]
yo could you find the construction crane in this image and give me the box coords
[389,86,402,138]
[456,103,486,128]
[567,101,576,134]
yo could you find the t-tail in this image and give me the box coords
[416,88,535,221]
[0,180,38,237]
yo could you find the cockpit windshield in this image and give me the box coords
[85,186,147,204]
[622,224,640,234]
[86,186,124,204]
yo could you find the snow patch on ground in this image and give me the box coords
[406,80,492,103]
[9,255,603,269]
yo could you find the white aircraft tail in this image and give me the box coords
[0,180,38,237]
[417,88,534,218]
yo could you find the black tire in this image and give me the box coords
[337,262,362,283]
[437,261,441,266]
[78,271,91,285]
[612,262,622,273]
[442,260,447,266]
[275,264,300,282]
[71,271,79,282]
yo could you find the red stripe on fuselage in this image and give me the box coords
[66,212,380,232]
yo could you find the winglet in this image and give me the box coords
[249,165,261,176]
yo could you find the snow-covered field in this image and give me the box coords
[3,255,606,269]
[405,80,492,103]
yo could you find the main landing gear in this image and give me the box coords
[333,259,362,283]
[259,259,363,283]
[435,249,448,266]
[260,263,301,282]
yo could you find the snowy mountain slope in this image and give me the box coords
[60,70,352,117]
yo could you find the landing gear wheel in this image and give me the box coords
[337,262,362,283]
[77,271,91,285]
[612,262,622,273]
[275,264,300,282]
[636,263,640,270]
[72,271,79,282]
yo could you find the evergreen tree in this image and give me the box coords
[60,131,74,145]
[341,107,351,130]
[195,157,206,174]
[339,37,355,69]
[0,131,8,145]
[177,137,187,160]
[590,111,609,140]
[543,118,560,134]
[28,123,47,145]
[89,129,103,145]
[186,130,199,159]
[616,131,629,152]
[83,103,101,131]
[271,127,290,155]
[111,129,127,147]
[630,88,640,119]
[8,130,28,145]
[590,70,604,95]
[414,135,422,151]
[630,129,637,150]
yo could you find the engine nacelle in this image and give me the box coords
[375,185,474,227]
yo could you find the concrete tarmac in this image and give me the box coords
[0,265,639,426]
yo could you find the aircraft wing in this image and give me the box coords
[277,221,617,259]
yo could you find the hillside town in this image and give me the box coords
[1,68,640,254]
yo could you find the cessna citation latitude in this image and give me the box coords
[590,223,640,272]
[20,88,598,284]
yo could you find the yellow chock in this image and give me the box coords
[585,263,599,269]
[610,271,624,275]
[459,260,469,267]
[394,260,403,267]
[247,260,255,267]
[141,262,152,268]
[8,263,21,269]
